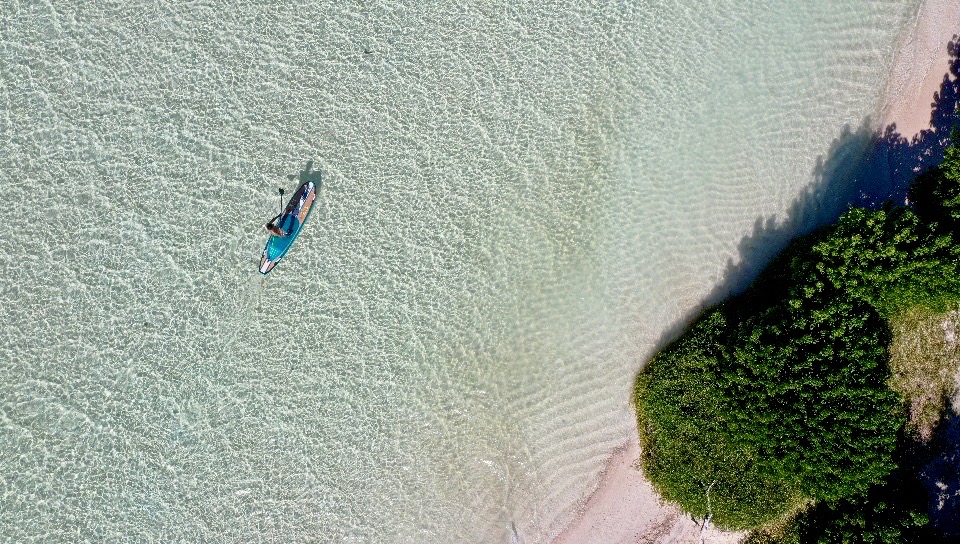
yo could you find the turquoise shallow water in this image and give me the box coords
[1,0,922,541]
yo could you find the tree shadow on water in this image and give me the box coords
[644,36,960,537]
[724,33,960,300]
[651,35,960,348]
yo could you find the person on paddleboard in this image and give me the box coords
[265,216,289,237]
[264,184,311,237]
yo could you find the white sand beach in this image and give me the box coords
[881,0,960,138]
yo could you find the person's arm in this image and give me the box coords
[266,218,282,235]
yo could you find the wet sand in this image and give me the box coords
[552,427,744,544]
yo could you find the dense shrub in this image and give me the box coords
[910,140,960,233]
[809,207,960,317]
[635,143,960,530]
[789,440,934,544]
[638,311,804,528]
[639,244,902,527]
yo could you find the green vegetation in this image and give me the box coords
[742,440,936,544]
[635,311,808,527]
[912,142,960,234]
[635,140,960,533]
[791,486,930,543]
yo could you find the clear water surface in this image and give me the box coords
[0,0,922,541]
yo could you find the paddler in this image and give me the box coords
[265,183,311,237]
[265,215,289,237]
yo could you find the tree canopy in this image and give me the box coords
[635,142,960,530]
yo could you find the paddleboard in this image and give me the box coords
[259,181,317,274]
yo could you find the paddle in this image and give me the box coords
[266,188,286,234]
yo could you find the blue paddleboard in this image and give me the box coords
[259,181,317,274]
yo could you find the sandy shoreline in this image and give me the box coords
[551,427,744,544]
[550,1,960,542]
[880,0,960,139]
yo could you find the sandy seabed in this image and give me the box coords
[550,0,960,542]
